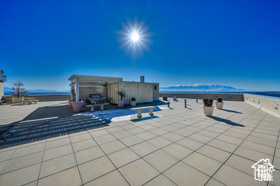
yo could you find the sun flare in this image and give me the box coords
[131,32,140,42]
[117,19,151,55]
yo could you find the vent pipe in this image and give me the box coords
[140,76,144,83]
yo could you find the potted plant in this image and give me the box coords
[203,98,214,116]
[10,81,28,103]
[117,91,126,107]
[216,97,224,109]
[68,90,76,107]
[72,99,83,112]
[130,97,136,107]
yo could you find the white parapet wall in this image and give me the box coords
[244,94,280,118]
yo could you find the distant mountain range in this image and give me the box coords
[4,87,70,94]
[160,84,243,92]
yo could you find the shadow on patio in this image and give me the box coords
[0,105,111,149]
[209,116,245,127]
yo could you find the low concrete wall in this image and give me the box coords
[4,94,70,103]
[159,93,244,101]
[244,94,280,118]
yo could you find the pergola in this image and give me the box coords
[68,75,123,102]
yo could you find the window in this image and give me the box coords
[154,86,157,90]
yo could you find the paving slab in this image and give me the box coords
[0,99,280,185]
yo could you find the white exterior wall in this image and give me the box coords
[123,82,153,104]
[109,83,120,104]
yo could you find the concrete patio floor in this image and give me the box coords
[0,99,279,186]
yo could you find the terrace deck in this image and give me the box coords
[0,99,279,185]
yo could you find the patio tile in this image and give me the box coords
[84,170,129,186]
[164,161,210,185]
[189,133,212,143]
[108,148,140,168]
[144,175,176,186]
[112,130,133,139]
[94,134,117,145]
[225,154,255,176]
[90,129,110,137]
[119,159,159,186]
[217,135,243,145]
[12,143,45,158]
[136,131,156,140]
[0,164,40,186]
[39,154,76,178]
[197,144,231,161]
[75,146,104,164]
[273,157,280,170]
[127,127,145,134]
[24,181,37,186]
[208,139,238,153]
[2,151,43,174]
[150,128,169,135]
[241,140,275,155]
[162,143,192,160]
[119,135,143,147]
[176,138,204,151]
[79,156,116,183]
[234,146,273,162]
[38,167,82,186]
[205,178,225,186]
[45,137,71,150]
[161,132,184,142]
[72,139,97,152]
[270,169,280,185]
[144,150,178,172]
[99,140,126,154]
[0,160,8,173]
[213,165,266,186]
[43,144,73,161]
[147,136,172,148]
[183,152,222,176]
[130,142,158,157]
[70,132,92,143]
[0,149,15,162]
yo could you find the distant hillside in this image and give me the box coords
[160,84,243,92]
[4,87,70,95]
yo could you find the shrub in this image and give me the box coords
[131,97,136,101]
[217,97,223,102]
[10,81,28,97]
[203,98,213,106]
[117,91,126,100]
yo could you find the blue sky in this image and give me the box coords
[1,0,280,91]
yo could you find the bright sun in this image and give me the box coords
[131,32,140,42]
[118,19,151,55]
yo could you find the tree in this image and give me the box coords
[10,81,28,97]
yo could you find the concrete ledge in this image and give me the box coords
[244,94,280,118]
[159,93,244,101]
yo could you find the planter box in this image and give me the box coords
[130,100,136,107]
[117,100,125,107]
[12,96,24,103]
[216,102,224,109]
[72,102,83,112]
[203,106,214,116]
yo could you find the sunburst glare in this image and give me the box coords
[118,19,152,56]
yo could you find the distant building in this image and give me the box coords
[0,70,7,99]
[68,75,159,104]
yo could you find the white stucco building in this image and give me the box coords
[68,75,159,104]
